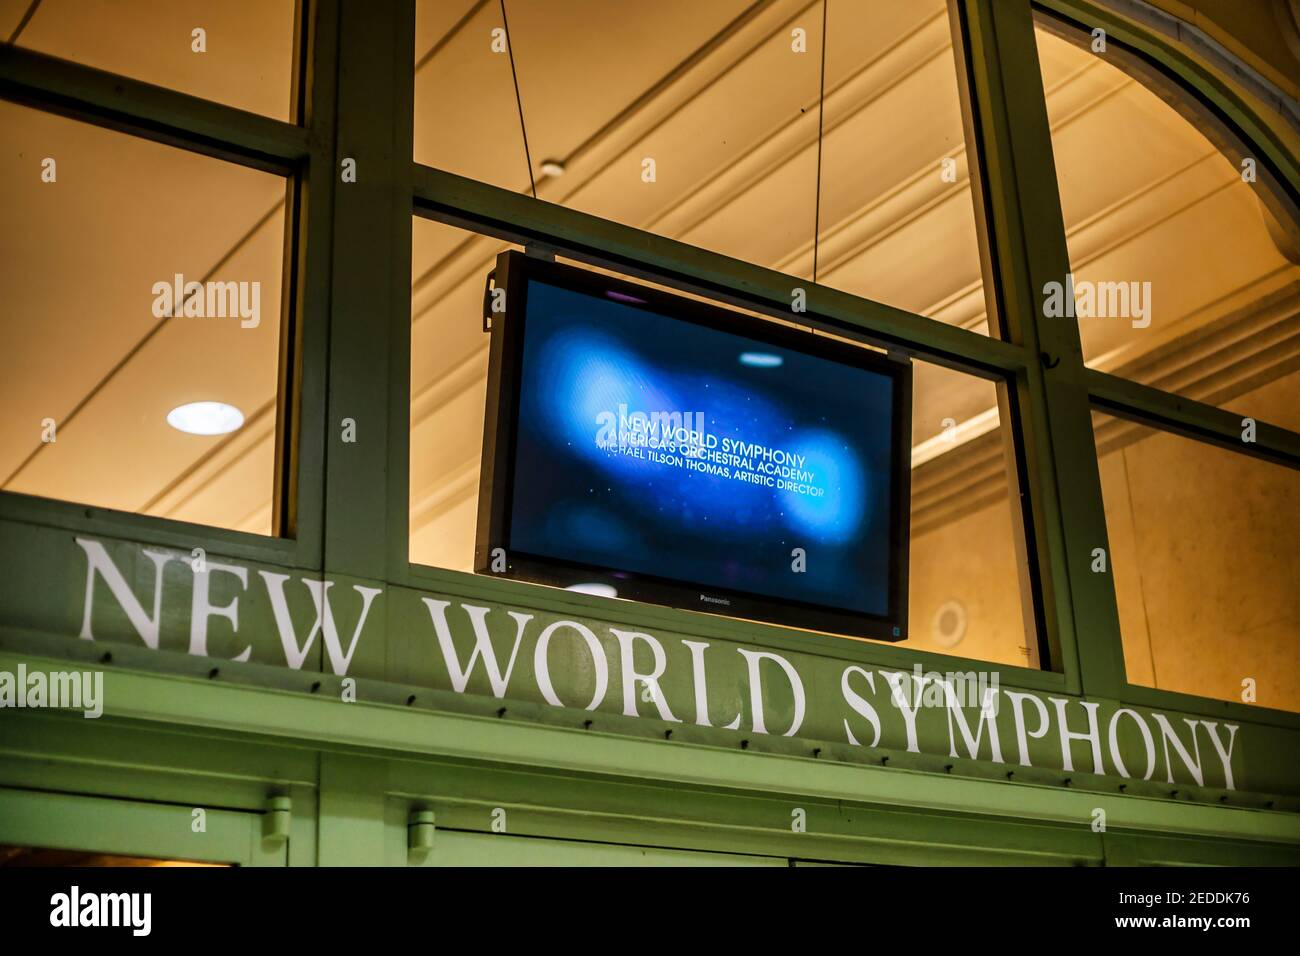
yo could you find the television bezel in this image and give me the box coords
[474,250,912,641]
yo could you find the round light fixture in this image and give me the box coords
[540,158,566,177]
[166,401,245,436]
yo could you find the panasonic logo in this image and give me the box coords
[699,594,731,606]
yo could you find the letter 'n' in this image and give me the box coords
[76,538,176,648]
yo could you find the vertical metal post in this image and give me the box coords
[323,0,416,580]
[283,0,339,565]
[950,0,1127,697]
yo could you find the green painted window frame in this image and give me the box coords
[0,0,1296,739]
[0,0,333,573]
[0,786,287,866]
[1028,0,1300,729]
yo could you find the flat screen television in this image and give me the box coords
[475,251,912,641]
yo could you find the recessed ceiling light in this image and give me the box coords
[540,158,566,177]
[166,401,244,436]
[739,351,783,368]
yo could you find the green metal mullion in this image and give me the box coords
[413,167,1026,377]
[0,44,310,174]
[1087,368,1300,470]
[947,0,1061,676]
[322,0,414,579]
[384,7,418,586]
[280,0,340,563]
[953,0,1125,698]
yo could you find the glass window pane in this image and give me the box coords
[414,0,529,191]
[1035,18,1300,424]
[1094,407,1300,713]
[908,361,1037,667]
[0,102,288,534]
[5,0,298,121]
[817,1,986,331]
[411,216,1037,666]
[413,0,989,329]
[410,218,515,568]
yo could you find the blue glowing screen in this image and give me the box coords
[507,280,898,617]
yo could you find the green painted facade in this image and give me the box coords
[1,0,1298,866]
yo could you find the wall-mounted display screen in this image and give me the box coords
[476,252,912,640]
